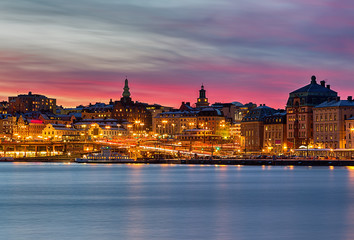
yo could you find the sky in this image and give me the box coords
[1,0,354,109]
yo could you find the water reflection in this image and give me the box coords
[0,164,353,240]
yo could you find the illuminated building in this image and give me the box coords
[177,129,221,143]
[263,112,287,153]
[346,116,354,149]
[197,108,226,134]
[153,103,226,138]
[195,84,210,108]
[153,109,198,137]
[0,101,8,114]
[112,78,152,131]
[241,104,277,152]
[286,76,337,149]
[42,124,83,141]
[87,123,127,140]
[0,115,15,137]
[81,102,113,119]
[8,92,56,114]
[313,96,354,149]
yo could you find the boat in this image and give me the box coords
[75,146,135,163]
[0,157,14,162]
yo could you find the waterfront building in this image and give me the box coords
[153,102,227,138]
[195,85,210,108]
[313,96,354,149]
[212,102,256,149]
[263,112,287,153]
[8,92,56,114]
[153,106,199,137]
[241,104,277,152]
[12,115,28,140]
[27,119,46,140]
[177,129,221,143]
[87,123,127,140]
[286,76,338,149]
[346,117,354,149]
[197,108,226,136]
[0,114,15,137]
[112,78,152,132]
[42,124,83,141]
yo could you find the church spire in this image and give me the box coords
[196,84,209,108]
[122,78,131,98]
[121,77,132,104]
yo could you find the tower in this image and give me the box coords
[196,84,210,108]
[121,78,132,104]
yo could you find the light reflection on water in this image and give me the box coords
[0,163,353,240]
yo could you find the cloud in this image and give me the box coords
[0,0,354,108]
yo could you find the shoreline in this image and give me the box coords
[3,157,354,166]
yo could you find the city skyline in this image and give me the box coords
[1,0,354,108]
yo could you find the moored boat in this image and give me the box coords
[75,147,135,163]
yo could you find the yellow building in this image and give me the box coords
[88,123,127,140]
[346,117,354,149]
[42,124,83,141]
[263,112,287,153]
[153,111,198,137]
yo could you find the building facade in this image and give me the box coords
[112,78,152,131]
[8,92,56,114]
[286,76,338,149]
[263,112,287,153]
[241,104,277,152]
[346,117,354,149]
[313,97,354,149]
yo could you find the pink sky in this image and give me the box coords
[0,0,353,109]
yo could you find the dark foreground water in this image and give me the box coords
[0,163,354,240]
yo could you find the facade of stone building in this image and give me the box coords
[314,97,354,149]
[286,76,338,148]
[241,104,277,152]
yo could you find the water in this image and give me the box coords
[0,163,353,240]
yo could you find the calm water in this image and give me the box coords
[0,163,354,240]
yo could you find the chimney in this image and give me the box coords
[348,96,352,101]
[320,80,325,87]
[28,91,32,95]
[182,102,185,105]
[326,85,330,89]
[186,102,190,106]
[311,75,316,84]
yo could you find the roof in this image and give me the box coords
[315,100,354,108]
[231,101,243,107]
[242,105,277,122]
[291,83,336,94]
[287,76,338,107]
